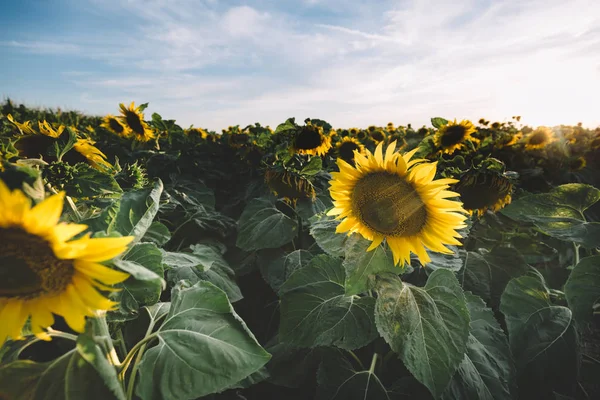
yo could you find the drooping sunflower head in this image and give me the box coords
[0,180,133,343]
[568,156,587,172]
[452,170,513,217]
[524,126,556,150]
[265,167,316,204]
[328,141,467,266]
[6,114,35,134]
[227,128,251,149]
[38,121,65,138]
[369,127,387,144]
[434,119,477,154]
[70,139,112,171]
[185,127,209,140]
[386,122,395,132]
[497,131,523,148]
[101,114,130,137]
[118,102,155,142]
[292,124,332,156]
[336,137,365,165]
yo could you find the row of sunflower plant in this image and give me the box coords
[0,98,599,400]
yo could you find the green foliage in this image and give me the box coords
[564,255,600,326]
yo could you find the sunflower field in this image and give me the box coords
[0,99,599,400]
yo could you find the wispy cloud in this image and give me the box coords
[1,0,599,129]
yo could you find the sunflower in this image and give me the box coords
[568,156,587,172]
[71,139,112,170]
[434,119,477,155]
[336,137,365,165]
[118,102,155,142]
[185,127,208,139]
[497,132,523,148]
[0,181,133,343]
[101,114,129,137]
[38,121,65,138]
[292,124,332,156]
[227,129,251,149]
[328,141,467,266]
[452,170,513,217]
[265,168,316,204]
[369,128,387,144]
[348,127,360,137]
[6,114,35,134]
[386,122,395,133]
[524,126,556,150]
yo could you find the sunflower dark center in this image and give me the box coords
[455,174,511,210]
[371,130,385,142]
[295,127,323,150]
[125,111,146,136]
[230,133,250,145]
[440,125,468,147]
[109,118,124,134]
[528,131,548,145]
[338,142,360,163]
[0,228,75,299]
[351,172,427,237]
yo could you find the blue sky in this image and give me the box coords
[1,0,599,130]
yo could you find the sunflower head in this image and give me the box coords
[336,137,365,165]
[452,169,513,217]
[37,121,65,138]
[524,127,556,150]
[348,127,360,137]
[185,127,208,139]
[386,122,395,132]
[118,102,155,142]
[115,161,149,189]
[292,124,332,156]
[265,167,316,204]
[497,131,523,148]
[434,119,477,155]
[227,128,251,149]
[101,114,129,137]
[68,139,112,171]
[328,141,467,266]
[568,156,587,172]
[369,128,387,144]
[6,114,35,134]
[0,180,133,343]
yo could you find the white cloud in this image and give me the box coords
[2,0,600,129]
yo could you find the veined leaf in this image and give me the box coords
[564,255,600,326]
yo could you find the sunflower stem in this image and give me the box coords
[115,328,128,359]
[92,311,121,367]
[346,350,365,370]
[45,329,79,341]
[573,242,580,266]
[368,353,379,374]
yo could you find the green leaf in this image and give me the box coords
[343,234,399,296]
[265,336,323,388]
[0,337,124,400]
[296,194,331,222]
[301,156,323,176]
[309,213,349,257]
[166,244,242,302]
[259,249,313,292]
[136,281,271,400]
[111,180,163,245]
[500,272,579,396]
[565,255,600,326]
[501,183,600,248]
[431,117,449,129]
[64,163,122,198]
[111,243,165,321]
[458,252,492,303]
[427,248,464,272]
[442,293,516,400]
[316,352,391,400]
[236,197,298,251]
[279,254,378,350]
[166,179,215,210]
[374,270,470,399]
[142,221,171,246]
[274,117,297,134]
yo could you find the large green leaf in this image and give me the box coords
[426,248,464,272]
[110,180,163,244]
[458,252,492,302]
[258,249,313,292]
[343,234,399,296]
[142,221,171,246]
[0,333,124,400]
[136,281,271,400]
[315,352,391,400]
[442,293,516,400]
[279,254,378,350]
[500,272,579,397]
[236,197,298,251]
[110,243,165,321]
[166,244,242,302]
[374,270,470,399]
[564,255,600,326]
[265,336,323,388]
[501,183,600,248]
[309,213,349,257]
